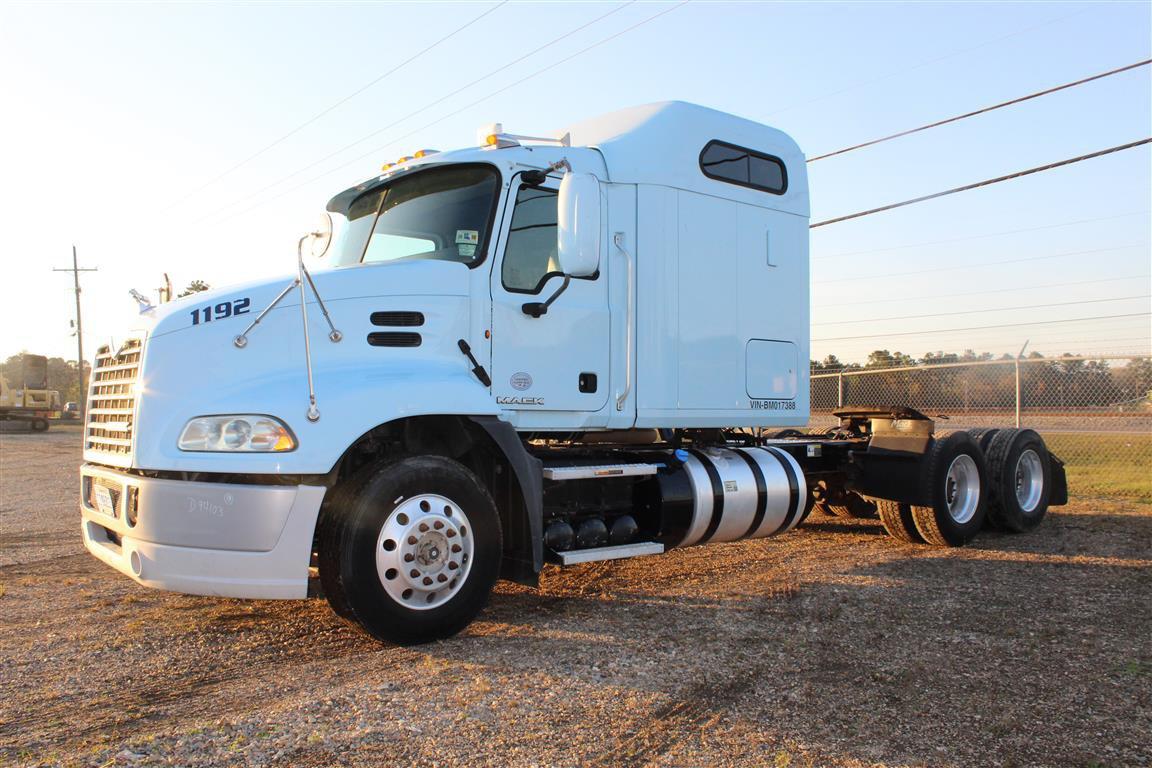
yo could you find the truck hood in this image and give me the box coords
[99,257,489,474]
[145,259,471,343]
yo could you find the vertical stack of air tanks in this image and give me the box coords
[541,446,810,558]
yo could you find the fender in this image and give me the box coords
[469,416,544,581]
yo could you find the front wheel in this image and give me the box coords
[319,456,502,645]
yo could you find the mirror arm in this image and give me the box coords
[522,158,572,186]
[521,275,571,318]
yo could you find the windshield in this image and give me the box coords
[329,164,501,268]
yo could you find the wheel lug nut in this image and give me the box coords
[407,536,418,545]
[410,569,420,578]
[419,523,429,532]
[448,561,459,571]
[437,574,447,583]
[422,576,433,586]
[404,553,414,562]
[446,530,456,538]
[451,544,462,553]
[433,520,444,530]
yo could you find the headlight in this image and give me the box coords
[178,415,296,452]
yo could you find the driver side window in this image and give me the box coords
[502,185,559,293]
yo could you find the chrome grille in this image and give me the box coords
[86,338,142,457]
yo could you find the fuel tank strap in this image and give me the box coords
[733,449,769,539]
[763,446,801,534]
[688,449,725,545]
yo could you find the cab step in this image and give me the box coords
[542,463,661,481]
[554,541,665,565]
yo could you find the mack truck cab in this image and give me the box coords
[80,102,1066,644]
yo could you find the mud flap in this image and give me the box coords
[1048,452,1068,506]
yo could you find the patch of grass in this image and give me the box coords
[1042,432,1152,502]
[1118,659,1150,677]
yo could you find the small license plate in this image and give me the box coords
[94,484,116,517]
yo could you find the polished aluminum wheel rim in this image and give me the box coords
[1014,449,1044,513]
[944,454,980,524]
[375,493,473,611]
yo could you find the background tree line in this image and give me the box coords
[810,349,1152,411]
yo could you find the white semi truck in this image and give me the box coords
[80,102,1067,644]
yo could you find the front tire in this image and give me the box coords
[320,456,502,645]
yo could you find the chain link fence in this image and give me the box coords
[810,355,1152,501]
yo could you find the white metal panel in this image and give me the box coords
[746,340,799,400]
[676,191,740,409]
[634,185,680,414]
[562,101,809,217]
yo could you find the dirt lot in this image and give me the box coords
[1,429,1149,768]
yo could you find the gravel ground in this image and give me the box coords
[1,428,1150,768]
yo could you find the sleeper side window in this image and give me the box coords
[501,185,560,293]
[699,140,788,194]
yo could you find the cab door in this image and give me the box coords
[489,176,611,427]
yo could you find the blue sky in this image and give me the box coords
[1,0,1149,364]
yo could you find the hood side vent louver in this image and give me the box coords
[368,332,422,348]
[370,311,425,327]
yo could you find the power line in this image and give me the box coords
[765,8,1086,119]
[162,1,508,213]
[813,243,1145,284]
[203,1,690,227]
[812,273,1151,307]
[813,312,1152,342]
[200,1,689,227]
[812,211,1149,260]
[808,59,1151,162]
[192,1,643,225]
[810,138,1152,229]
[812,294,1150,326]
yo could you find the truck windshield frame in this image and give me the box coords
[329,163,503,269]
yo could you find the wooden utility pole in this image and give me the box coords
[53,246,97,417]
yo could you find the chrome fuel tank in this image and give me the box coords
[654,447,807,548]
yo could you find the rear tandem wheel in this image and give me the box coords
[984,428,1053,533]
[909,431,989,547]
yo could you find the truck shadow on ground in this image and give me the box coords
[452,512,1150,767]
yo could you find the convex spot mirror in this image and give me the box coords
[557,172,600,277]
[306,212,334,259]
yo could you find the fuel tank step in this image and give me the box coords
[553,541,664,565]
[543,463,662,481]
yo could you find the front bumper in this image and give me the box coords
[80,464,326,599]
